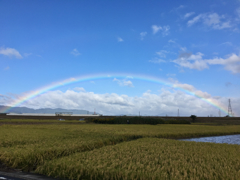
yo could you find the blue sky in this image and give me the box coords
[1,0,240,116]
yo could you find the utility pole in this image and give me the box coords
[228,99,233,117]
[178,109,179,117]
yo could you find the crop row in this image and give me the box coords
[1,124,240,172]
[36,138,240,180]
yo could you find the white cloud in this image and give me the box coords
[152,25,162,34]
[206,54,240,74]
[149,58,166,64]
[117,37,124,42]
[8,86,239,116]
[184,12,195,19]
[168,39,176,43]
[187,13,232,29]
[220,42,233,46]
[187,14,204,26]
[0,47,23,59]
[156,50,169,58]
[172,52,240,73]
[74,87,85,92]
[173,52,208,70]
[162,26,170,36]
[171,5,185,12]
[113,78,134,87]
[140,32,147,40]
[149,50,170,64]
[152,25,170,36]
[24,53,32,57]
[236,7,240,19]
[70,49,81,56]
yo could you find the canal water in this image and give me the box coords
[180,134,240,145]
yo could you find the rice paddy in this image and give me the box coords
[36,138,240,180]
[0,121,240,179]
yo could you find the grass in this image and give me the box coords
[0,122,240,179]
[36,138,240,180]
[0,119,86,123]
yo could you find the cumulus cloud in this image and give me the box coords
[70,49,81,56]
[152,25,170,36]
[117,37,124,42]
[0,47,23,59]
[173,52,208,70]
[152,25,162,34]
[172,52,240,73]
[7,86,239,116]
[113,78,134,87]
[140,32,147,40]
[187,13,232,29]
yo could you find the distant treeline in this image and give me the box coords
[85,116,190,125]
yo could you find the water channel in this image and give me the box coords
[180,134,240,145]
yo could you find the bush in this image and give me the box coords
[85,117,190,125]
[190,115,197,122]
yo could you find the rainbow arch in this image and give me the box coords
[1,73,231,116]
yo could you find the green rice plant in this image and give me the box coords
[36,138,240,180]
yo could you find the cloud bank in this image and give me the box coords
[1,85,239,116]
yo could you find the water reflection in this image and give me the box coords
[180,134,240,145]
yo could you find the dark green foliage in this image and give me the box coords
[190,115,197,122]
[85,117,190,125]
[165,119,191,124]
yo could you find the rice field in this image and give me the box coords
[36,138,240,180]
[0,122,240,179]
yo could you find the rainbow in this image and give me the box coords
[0,73,231,116]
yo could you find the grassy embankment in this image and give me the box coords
[0,122,240,179]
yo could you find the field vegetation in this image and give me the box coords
[0,121,240,179]
[36,138,240,180]
[85,116,190,124]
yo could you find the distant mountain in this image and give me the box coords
[0,105,95,114]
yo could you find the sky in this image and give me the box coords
[0,0,240,116]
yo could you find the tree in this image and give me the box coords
[190,115,197,122]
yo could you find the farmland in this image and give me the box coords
[0,120,240,179]
[36,138,240,180]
